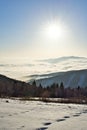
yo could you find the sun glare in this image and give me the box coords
[44,21,67,40]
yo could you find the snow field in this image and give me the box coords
[0,98,87,130]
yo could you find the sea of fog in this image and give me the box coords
[0,56,87,81]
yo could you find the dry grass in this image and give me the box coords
[19,97,87,105]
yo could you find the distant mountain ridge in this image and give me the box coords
[35,69,87,88]
[38,56,87,63]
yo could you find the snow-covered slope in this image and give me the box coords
[35,69,87,88]
[0,98,87,130]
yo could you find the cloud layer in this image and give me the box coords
[0,56,87,81]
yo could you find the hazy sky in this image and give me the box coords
[0,0,87,60]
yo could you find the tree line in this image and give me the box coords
[0,77,87,98]
[30,80,87,98]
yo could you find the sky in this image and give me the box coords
[0,0,87,60]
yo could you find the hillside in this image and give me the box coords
[0,73,87,99]
[0,74,32,97]
[35,69,87,88]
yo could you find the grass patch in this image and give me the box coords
[19,97,87,105]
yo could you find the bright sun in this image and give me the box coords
[44,21,67,40]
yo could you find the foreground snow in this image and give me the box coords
[0,98,87,130]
